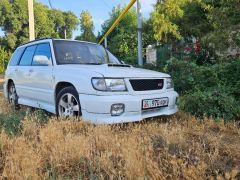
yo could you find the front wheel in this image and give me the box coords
[56,86,81,118]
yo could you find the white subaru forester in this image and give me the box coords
[4,38,178,124]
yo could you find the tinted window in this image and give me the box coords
[53,40,120,65]
[32,43,52,66]
[9,47,24,66]
[19,45,37,66]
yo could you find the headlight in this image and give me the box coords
[92,78,127,91]
[166,78,174,89]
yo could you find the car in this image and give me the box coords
[3,38,179,124]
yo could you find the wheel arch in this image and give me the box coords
[54,81,81,116]
[54,81,78,100]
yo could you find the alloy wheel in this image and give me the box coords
[58,93,80,117]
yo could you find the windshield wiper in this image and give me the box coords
[108,64,131,67]
[80,63,103,65]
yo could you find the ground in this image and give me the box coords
[0,74,3,92]
[0,90,239,179]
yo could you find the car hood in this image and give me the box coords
[58,64,170,78]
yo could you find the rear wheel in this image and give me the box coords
[8,82,18,107]
[56,86,81,117]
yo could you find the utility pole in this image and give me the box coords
[28,0,35,41]
[64,28,67,39]
[137,0,143,66]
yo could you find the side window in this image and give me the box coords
[19,45,37,66]
[32,43,52,66]
[9,47,24,66]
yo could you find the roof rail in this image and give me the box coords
[21,37,53,46]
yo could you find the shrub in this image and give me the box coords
[216,60,240,101]
[180,89,240,121]
[0,112,25,136]
[164,57,198,94]
[144,58,240,121]
[0,47,11,74]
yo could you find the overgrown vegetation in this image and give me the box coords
[143,58,240,121]
[0,0,239,178]
[0,95,239,179]
[0,47,11,74]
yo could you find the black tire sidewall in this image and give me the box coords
[8,82,18,106]
[56,86,81,117]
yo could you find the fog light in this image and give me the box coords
[111,104,125,116]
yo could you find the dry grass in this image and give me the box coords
[0,74,4,83]
[0,95,239,179]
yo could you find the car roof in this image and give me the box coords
[18,38,99,49]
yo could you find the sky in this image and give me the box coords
[0,0,156,38]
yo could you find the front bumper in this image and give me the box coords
[79,90,179,124]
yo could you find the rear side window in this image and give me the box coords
[32,43,52,66]
[19,45,37,66]
[9,47,24,66]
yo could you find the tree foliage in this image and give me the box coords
[0,46,11,73]
[99,5,155,63]
[152,0,191,42]
[75,10,96,42]
[0,0,78,50]
[151,0,240,55]
[203,0,240,52]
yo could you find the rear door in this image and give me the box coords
[28,43,54,105]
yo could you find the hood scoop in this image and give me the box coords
[108,64,131,68]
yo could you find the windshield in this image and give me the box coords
[53,40,120,65]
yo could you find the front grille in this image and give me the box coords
[129,79,164,91]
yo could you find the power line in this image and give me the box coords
[48,0,53,9]
[102,0,112,10]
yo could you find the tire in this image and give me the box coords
[7,82,19,108]
[56,86,81,117]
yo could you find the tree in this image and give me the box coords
[0,46,11,73]
[202,0,240,53]
[98,4,156,64]
[151,0,240,56]
[152,0,192,42]
[173,1,213,39]
[0,0,79,50]
[63,11,79,39]
[76,10,96,42]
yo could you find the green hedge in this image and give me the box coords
[144,58,240,121]
[180,89,240,121]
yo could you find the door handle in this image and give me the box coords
[15,69,18,72]
[28,69,34,76]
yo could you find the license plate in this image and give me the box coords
[142,97,169,110]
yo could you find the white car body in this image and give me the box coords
[4,38,178,124]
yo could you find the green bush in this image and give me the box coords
[216,60,240,101]
[180,89,240,121]
[143,57,240,121]
[0,112,25,136]
[164,57,197,94]
[0,47,11,74]
[163,58,240,95]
